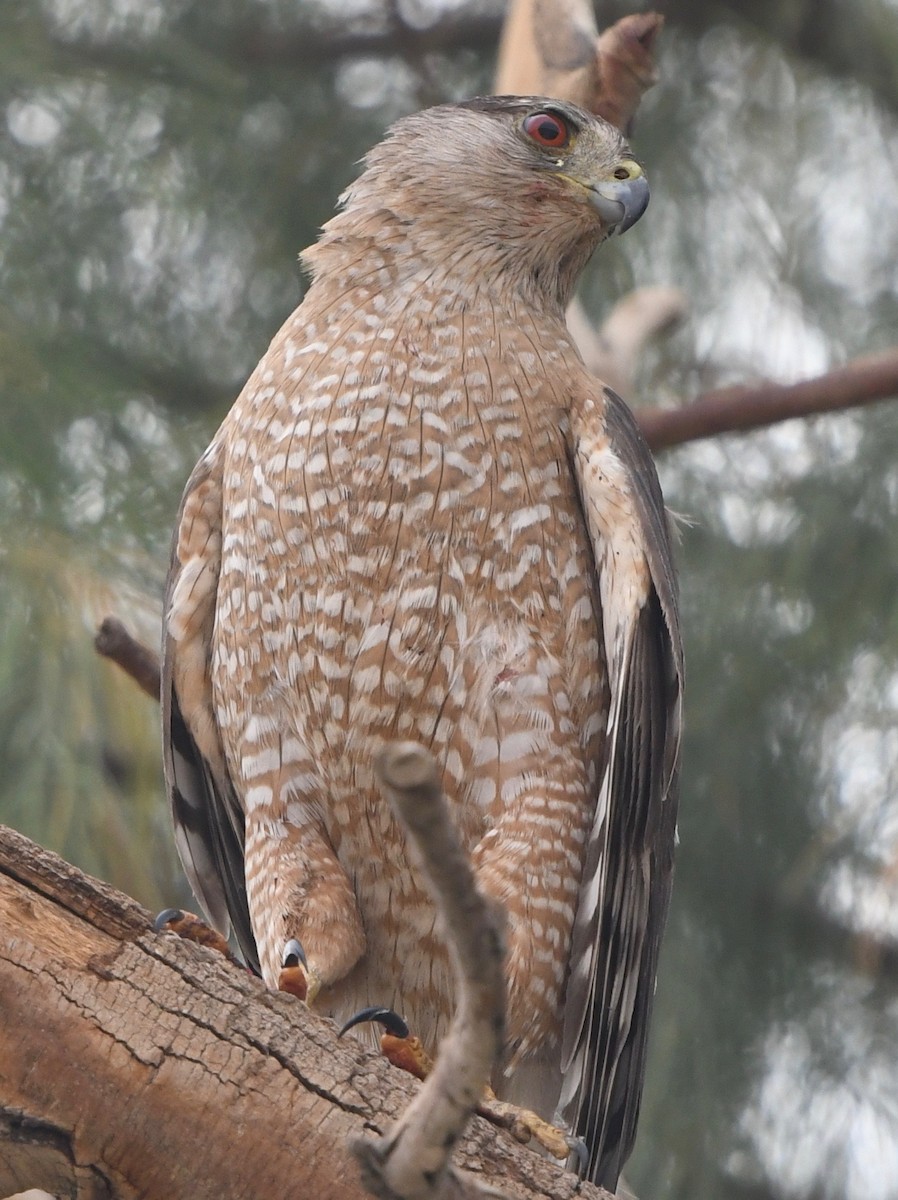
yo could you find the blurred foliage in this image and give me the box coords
[0,527,186,905]
[1,2,898,1199]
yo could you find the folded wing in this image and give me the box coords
[559,386,683,1190]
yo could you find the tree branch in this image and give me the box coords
[352,744,510,1199]
[95,617,161,700]
[638,349,898,451]
[0,825,610,1200]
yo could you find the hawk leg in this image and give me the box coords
[339,1006,583,1163]
[278,938,322,1004]
[153,908,241,967]
[244,807,367,996]
[479,1092,586,1165]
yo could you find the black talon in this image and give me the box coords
[566,1136,589,1174]
[154,908,184,932]
[339,1005,410,1039]
[282,938,307,970]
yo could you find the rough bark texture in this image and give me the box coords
[0,825,611,1200]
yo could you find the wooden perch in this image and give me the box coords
[0,824,612,1200]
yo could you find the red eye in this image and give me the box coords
[523,112,570,148]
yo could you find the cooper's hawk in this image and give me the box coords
[162,96,682,1191]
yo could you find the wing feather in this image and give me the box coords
[559,386,682,1190]
[160,444,259,974]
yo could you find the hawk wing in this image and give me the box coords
[161,442,259,974]
[558,385,683,1189]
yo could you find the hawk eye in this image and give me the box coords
[523,112,570,149]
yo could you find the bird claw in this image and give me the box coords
[154,907,185,932]
[339,1005,432,1081]
[339,1005,409,1039]
[565,1135,589,1174]
[477,1093,579,1163]
[152,907,236,961]
[277,938,321,1005]
[340,1007,579,1162]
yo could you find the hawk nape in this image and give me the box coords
[162,95,682,1192]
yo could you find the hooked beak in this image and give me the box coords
[588,170,650,235]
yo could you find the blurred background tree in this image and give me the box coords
[1,1,897,1198]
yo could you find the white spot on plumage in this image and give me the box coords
[243,747,282,778]
[509,503,552,534]
[245,784,274,811]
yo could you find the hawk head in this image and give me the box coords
[454,96,648,237]
[306,96,649,311]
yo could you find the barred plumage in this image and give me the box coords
[163,96,682,1191]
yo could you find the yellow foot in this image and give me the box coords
[338,1006,583,1165]
[278,939,322,1005]
[153,908,238,964]
[477,1090,583,1163]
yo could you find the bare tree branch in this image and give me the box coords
[352,744,510,1199]
[638,349,898,451]
[95,617,161,700]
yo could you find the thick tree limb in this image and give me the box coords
[0,824,611,1200]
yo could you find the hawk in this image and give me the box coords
[162,96,682,1191]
